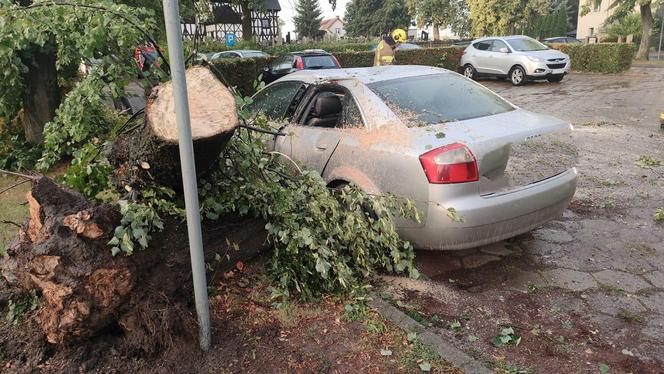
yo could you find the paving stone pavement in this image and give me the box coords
[411,68,664,367]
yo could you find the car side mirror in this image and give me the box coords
[499,47,510,53]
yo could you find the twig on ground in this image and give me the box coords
[1,220,22,228]
[0,169,39,180]
[0,179,32,195]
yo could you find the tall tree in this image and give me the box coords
[583,0,654,60]
[294,0,323,39]
[345,0,410,37]
[466,0,548,36]
[407,0,467,40]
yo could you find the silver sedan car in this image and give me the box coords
[250,65,577,250]
[460,35,571,85]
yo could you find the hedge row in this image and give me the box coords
[210,56,274,96]
[334,46,466,70]
[210,43,634,96]
[211,46,466,96]
[549,43,635,73]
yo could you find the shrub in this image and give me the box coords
[210,46,466,96]
[549,43,635,73]
[335,46,466,71]
[210,56,275,96]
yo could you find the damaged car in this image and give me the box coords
[249,65,578,250]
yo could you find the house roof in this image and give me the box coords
[319,16,342,31]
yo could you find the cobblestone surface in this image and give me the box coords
[406,68,664,369]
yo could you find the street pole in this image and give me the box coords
[161,0,211,351]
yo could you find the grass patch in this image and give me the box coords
[597,282,626,295]
[400,336,454,373]
[617,308,643,324]
[0,176,31,256]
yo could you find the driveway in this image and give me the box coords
[380,67,664,373]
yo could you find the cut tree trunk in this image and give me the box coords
[637,3,653,60]
[432,23,440,41]
[111,66,238,190]
[21,43,61,143]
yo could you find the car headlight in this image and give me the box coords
[527,56,543,62]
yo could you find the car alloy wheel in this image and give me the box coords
[510,66,525,86]
[463,65,475,80]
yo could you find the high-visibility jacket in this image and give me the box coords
[374,40,395,66]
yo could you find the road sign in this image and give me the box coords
[225,33,236,48]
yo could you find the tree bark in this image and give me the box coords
[241,0,253,41]
[110,66,239,190]
[637,2,653,60]
[432,23,440,41]
[20,43,60,143]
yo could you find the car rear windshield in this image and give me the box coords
[506,37,549,51]
[303,55,338,69]
[367,73,514,125]
[244,51,268,58]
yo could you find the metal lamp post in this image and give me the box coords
[161,0,211,351]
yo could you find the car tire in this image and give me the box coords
[509,66,527,86]
[547,75,564,83]
[462,64,477,80]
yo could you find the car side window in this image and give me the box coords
[249,81,306,120]
[489,40,509,52]
[273,56,293,71]
[473,41,492,51]
[340,98,365,128]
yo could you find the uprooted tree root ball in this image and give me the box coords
[0,177,197,352]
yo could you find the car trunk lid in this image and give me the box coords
[411,109,576,195]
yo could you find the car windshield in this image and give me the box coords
[367,73,514,125]
[244,51,268,58]
[506,37,549,51]
[302,55,338,69]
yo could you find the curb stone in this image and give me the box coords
[369,296,493,374]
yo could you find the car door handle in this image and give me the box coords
[316,143,328,150]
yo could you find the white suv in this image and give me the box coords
[460,35,571,86]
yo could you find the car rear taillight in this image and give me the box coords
[295,56,304,70]
[419,143,479,184]
[332,55,341,67]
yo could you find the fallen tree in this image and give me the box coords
[111,66,238,190]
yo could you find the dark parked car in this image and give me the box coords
[263,50,341,84]
[543,37,582,44]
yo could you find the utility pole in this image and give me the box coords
[161,0,212,351]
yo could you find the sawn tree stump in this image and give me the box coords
[111,66,238,190]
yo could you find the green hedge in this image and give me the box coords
[210,46,467,96]
[334,46,466,71]
[549,43,635,73]
[210,56,275,96]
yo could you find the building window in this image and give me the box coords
[335,28,340,34]
[592,0,601,12]
[589,27,594,36]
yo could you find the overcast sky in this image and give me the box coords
[279,0,349,37]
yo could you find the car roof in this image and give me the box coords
[473,35,534,42]
[290,49,331,56]
[279,65,450,85]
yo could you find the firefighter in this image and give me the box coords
[374,28,407,67]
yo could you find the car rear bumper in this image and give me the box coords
[399,168,578,250]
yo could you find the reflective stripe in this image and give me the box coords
[380,55,394,63]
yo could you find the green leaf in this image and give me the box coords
[407,332,418,342]
[598,363,610,374]
[468,335,478,342]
